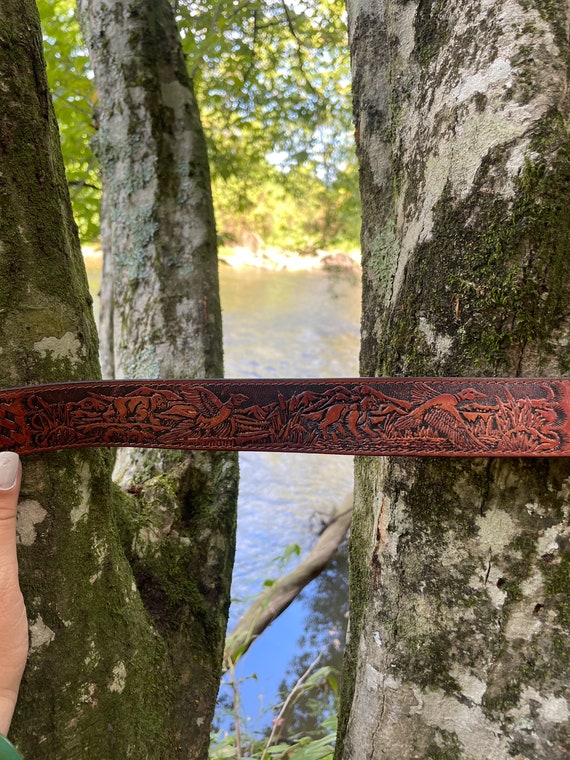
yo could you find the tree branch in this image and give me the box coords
[224,493,353,667]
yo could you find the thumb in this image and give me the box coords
[0,452,26,741]
[0,453,21,527]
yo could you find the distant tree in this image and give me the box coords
[39,0,99,240]
[178,0,358,251]
[338,2,570,758]
[77,0,239,757]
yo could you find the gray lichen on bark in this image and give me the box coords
[77,0,222,389]
[339,1,570,758]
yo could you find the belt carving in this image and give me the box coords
[0,378,568,457]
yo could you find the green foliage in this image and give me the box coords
[210,656,338,760]
[276,541,302,568]
[178,1,352,165]
[178,0,359,251]
[214,159,359,253]
[209,714,336,759]
[38,0,359,250]
[37,0,99,241]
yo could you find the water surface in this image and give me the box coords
[219,267,360,611]
[218,266,360,732]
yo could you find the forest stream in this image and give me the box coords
[89,260,361,734]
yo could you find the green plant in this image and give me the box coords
[210,649,338,760]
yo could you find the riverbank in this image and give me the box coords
[219,245,361,272]
[82,243,361,273]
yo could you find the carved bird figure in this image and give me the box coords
[163,386,249,435]
[395,385,486,450]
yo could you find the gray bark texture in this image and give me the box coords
[77,1,239,758]
[0,1,174,757]
[339,1,570,759]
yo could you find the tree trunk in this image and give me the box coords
[339,2,570,758]
[0,2,174,757]
[77,1,239,757]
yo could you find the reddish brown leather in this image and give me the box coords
[0,378,568,457]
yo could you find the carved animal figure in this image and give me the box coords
[395,385,486,450]
[163,386,249,436]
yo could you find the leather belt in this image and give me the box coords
[0,378,568,457]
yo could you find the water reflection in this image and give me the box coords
[218,266,360,733]
[277,547,349,737]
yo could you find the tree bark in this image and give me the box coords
[77,2,239,757]
[0,2,174,757]
[339,2,570,758]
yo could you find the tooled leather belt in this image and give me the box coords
[0,378,568,457]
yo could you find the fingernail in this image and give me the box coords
[0,452,20,491]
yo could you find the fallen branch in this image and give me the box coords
[224,494,353,667]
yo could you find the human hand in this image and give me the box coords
[0,453,27,738]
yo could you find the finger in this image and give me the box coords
[0,453,21,560]
[0,450,22,576]
[0,452,26,738]
[0,453,21,528]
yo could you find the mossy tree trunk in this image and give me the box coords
[0,1,175,757]
[77,1,239,757]
[339,2,570,758]
[0,1,237,757]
